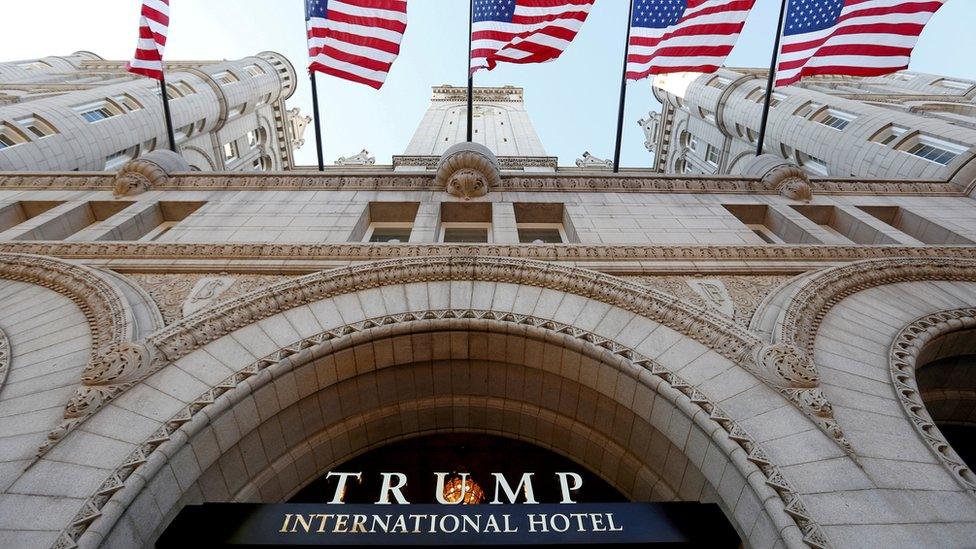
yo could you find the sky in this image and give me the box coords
[2,0,974,168]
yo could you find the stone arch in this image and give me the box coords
[53,257,842,549]
[890,308,976,491]
[79,312,820,549]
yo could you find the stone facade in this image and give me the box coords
[0,70,975,549]
[647,69,976,192]
[0,52,308,172]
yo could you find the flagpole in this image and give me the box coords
[309,70,325,171]
[467,0,474,142]
[158,70,177,153]
[304,1,326,171]
[755,0,789,157]
[612,0,635,174]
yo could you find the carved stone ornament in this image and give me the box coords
[575,151,613,170]
[739,154,813,201]
[757,343,820,388]
[639,111,661,152]
[765,164,814,201]
[435,142,501,199]
[335,149,376,166]
[182,276,236,317]
[112,149,190,197]
[686,278,735,318]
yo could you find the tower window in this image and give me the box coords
[15,116,57,139]
[74,100,122,123]
[244,64,266,77]
[0,123,29,150]
[213,71,240,85]
[870,124,908,146]
[815,108,855,130]
[903,135,964,165]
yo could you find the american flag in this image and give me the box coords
[126,0,170,80]
[470,0,594,74]
[626,0,756,80]
[306,0,408,89]
[775,0,946,87]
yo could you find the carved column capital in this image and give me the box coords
[112,150,190,197]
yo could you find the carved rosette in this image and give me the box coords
[435,143,501,200]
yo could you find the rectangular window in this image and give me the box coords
[354,202,420,243]
[933,78,972,91]
[174,124,193,142]
[705,144,720,166]
[75,101,121,123]
[101,201,206,241]
[247,130,258,148]
[797,152,828,176]
[105,146,137,170]
[0,201,63,233]
[175,81,196,95]
[213,71,239,85]
[871,124,908,146]
[903,136,964,165]
[367,225,413,243]
[440,202,492,243]
[17,61,51,71]
[2,121,32,146]
[113,94,143,111]
[442,225,490,243]
[723,204,822,245]
[514,202,573,243]
[793,101,822,118]
[688,136,700,152]
[792,205,901,245]
[13,201,135,240]
[244,64,266,77]
[707,76,731,89]
[816,108,855,130]
[229,104,246,118]
[223,142,238,161]
[857,206,973,245]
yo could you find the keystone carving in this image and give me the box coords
[435,142,500,200]
[765,164,813,201]
[112,149,190,197]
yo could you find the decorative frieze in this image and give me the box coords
[1,241,975,264]
[0,170,960,194]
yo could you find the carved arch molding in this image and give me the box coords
[68,311,830,549]
[890,308,976,492]
[0,326,9,393]
[37,255,852,464]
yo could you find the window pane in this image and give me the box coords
[443,228,488,243]
[518,228,562,244]
[369,227,412,243]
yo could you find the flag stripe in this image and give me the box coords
[306,0,407,89]
[775,0,945,87]
[127,0,170,81]
[470,0,594,74]
[626,0,756,81]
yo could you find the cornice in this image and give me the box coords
[0,171,961,195]
[1,242,975,264]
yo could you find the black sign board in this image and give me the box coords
[157,502,739,547]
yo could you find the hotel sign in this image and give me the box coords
[159,472,739,546]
